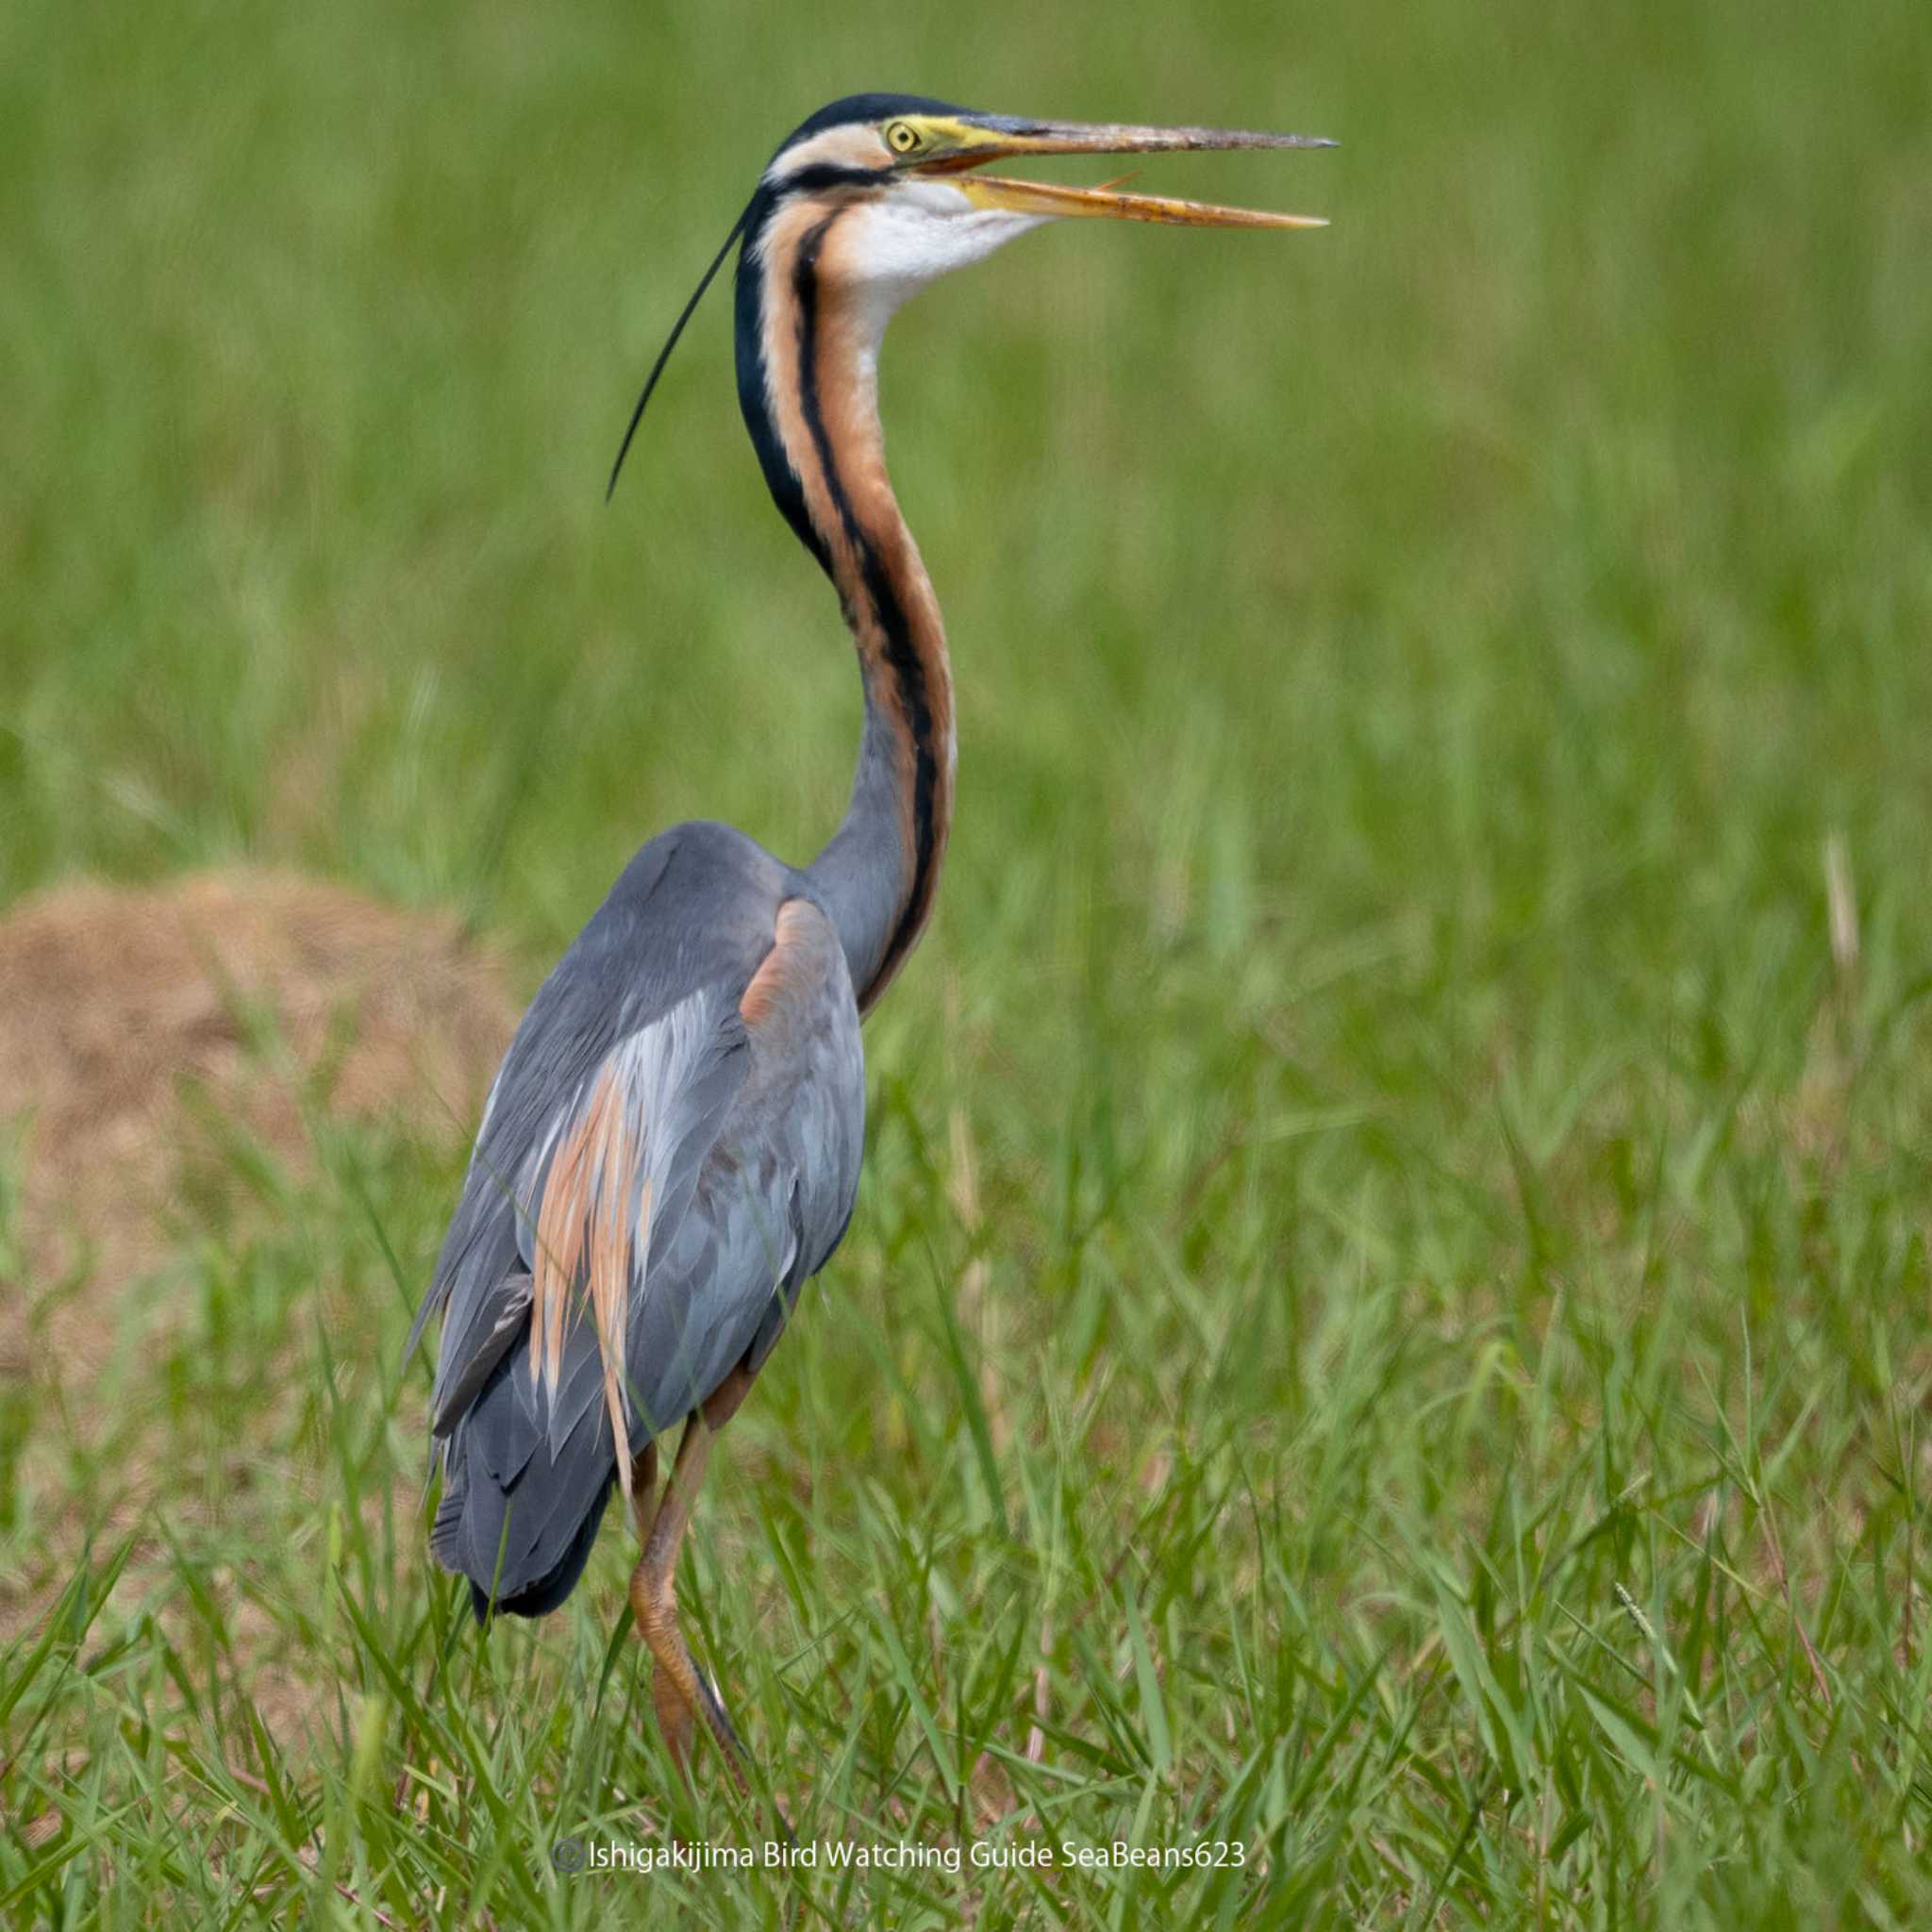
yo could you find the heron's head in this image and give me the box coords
[753,93,1330,321]
[608,95,1330,500]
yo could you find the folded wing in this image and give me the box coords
[408,827,863,1618]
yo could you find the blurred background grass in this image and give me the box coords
[3,0,1932,1924]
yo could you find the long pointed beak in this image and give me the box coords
[930,116,1332,230]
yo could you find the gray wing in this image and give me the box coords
[650,895,866,1407]
[408,824,864,1616]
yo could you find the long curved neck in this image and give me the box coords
[735,196,955,1014]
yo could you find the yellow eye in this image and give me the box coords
[885,121,921,156]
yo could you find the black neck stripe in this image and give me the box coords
[791,211,940,997]
[733,199,825,571]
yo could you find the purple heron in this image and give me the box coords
[408,93,1328,1788]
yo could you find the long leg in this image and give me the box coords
[625,1438,658,1547]
[628,1413,751,1790]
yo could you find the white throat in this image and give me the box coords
[833,187,1051,346]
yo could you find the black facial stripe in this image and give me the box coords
[776,161,892,196]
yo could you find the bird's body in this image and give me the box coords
[421,822,863,1615]
[409,92,1326,1785]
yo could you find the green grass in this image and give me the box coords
[5,0,1932,1923]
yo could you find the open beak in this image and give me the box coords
[927,116,1331,230]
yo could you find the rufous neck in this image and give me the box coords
[735,196,955,1011]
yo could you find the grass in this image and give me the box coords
[4,0,1932,1922]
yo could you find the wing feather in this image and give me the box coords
[411,828,866,1620]
[518,984,750,1496]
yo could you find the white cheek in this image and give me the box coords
[838,192,1050,343]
